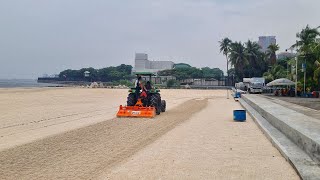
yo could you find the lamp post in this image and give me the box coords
[304,68,306,94]
[287,42,298,96]
[224,72,229,99]
[232,74,235,88]
[295,56,298,96]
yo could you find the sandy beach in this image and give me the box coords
[0,88,298,179]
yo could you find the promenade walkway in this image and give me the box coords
[264,95,320,120]
[241,94,320,179]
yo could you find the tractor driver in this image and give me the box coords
[135,75,142,100]
[145,81,152,90]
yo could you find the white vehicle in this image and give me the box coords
[235,82,245,90]
[243,78,251,91]
[247,77,265,94]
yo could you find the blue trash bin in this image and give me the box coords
[233,110,246,122]
[234,92,241,98]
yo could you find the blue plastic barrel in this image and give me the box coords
[235,92,241,98]
[233,110,246,122]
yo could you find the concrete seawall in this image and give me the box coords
[240,94,320,179]
[242,94,320,163]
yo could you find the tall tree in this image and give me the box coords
[267,44,280,66]
[312,40,320,88]
[293,25,320,54]
[219,38,232,85]
[245,40,264,77]
[229,42,248,81]
[293,25,320,89]
[202,67,224,80]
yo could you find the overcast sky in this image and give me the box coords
[0,0,319,79]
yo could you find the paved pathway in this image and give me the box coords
[264,95,320,121]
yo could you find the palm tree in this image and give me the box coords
[263,65,287,83]
[267,44,280,66]
[219,38,232,85]
[292,25,320,90]
[293,25,320,54]
[229,41,248,80]
[312,42,320,88]
[245,40,263,76]
[312,41,320,59]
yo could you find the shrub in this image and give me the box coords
[167,79,180,88]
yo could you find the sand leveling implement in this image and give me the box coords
[117,98,156,118]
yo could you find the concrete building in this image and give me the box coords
[134,53,150,70]
[133,53,174,74]
[277,52,296,60]
[258,36,276,52]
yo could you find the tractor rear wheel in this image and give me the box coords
[150,94,161,115]
[161,100,166,112]
[127,93,136,106]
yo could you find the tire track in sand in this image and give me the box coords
[0,98,207,180]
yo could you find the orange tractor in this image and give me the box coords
[117,72,166,118]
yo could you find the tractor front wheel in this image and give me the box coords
[127,93,137,106]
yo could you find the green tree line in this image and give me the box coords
[158,67,224,80]
[59,64,133,82]
[219,24,320,91]
[58,64,224,83]
[262,25,320,87]
[219,38,279,82]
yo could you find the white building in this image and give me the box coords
[133,53,174,74]
[258,36,276,52]
[277,52,296,60]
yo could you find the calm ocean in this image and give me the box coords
[0,79,58,88]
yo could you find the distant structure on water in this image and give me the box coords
[258,36,276,53]
[133,53,174,74]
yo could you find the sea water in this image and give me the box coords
[0,79,58,88]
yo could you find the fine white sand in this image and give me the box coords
[0,88,229,150]
[0,88,299,179]
[103,97,299,180]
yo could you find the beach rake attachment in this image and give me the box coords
[117,99,156,118]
